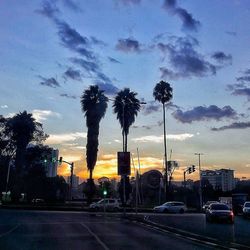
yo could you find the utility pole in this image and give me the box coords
[195,153,204,211]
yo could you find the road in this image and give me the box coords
[147,213,250,246]
[0,209,213,250]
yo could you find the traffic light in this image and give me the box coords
[192,165,196,172]
[44,158,47,163]
[188,167,192,174]
[103,189,107,197]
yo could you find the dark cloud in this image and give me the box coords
[132,125,153,130]
[227,68,250,102]
[95,82,119,95]
[90,36,107,46]
[211,51,232,64]
[70,58,99,74]
[163,0,200,32]
[118,0,141,5]
[172,105,237,123]
[143,101,179,115]
[63,67,82,81]
[225,31,237,36]
[36,1,60,18]
[61,0,82,12]
[60,93,77,99]
[116,38,142,53]
[211,122,250,131]
[158,36,217,79]
[232,88,250,101]
[38,76,60,88]
[108,57,121,64]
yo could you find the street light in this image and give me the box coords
[195,153,204,211]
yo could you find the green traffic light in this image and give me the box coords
[103,190,107,196]
[44,159,47,163]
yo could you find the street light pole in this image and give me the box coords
[195,153,203,210]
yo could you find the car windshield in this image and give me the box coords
[206,201,217,205]
[244,202,250,207]
[97,199,104,204]
[210,204,229,210]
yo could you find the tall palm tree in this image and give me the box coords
[113,88,141,152]
[153,81,173,196]
[80,85,108,180]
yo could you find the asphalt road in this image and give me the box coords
[148,213,250,246]
[0,209,213,250]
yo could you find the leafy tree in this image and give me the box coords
[4,111,48,174]
[80,85,108,202]
[153,81,173,197]
[113,88,141,152]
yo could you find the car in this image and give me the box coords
[242,201,250,218]
[202,201,219,212]
[153,201,187,213]
[32,198,45,204]
[206,203,234,224]
[89,198,121,212]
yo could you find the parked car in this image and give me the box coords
[242,201,250,218]
[206,203,234,224]
[153,201,187,213]
[89,198,121,212]
[202,201,219,212]
[32,198,45,204]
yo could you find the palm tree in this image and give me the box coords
[80,85,108,181]
[153,81,173,196]
[113,88,141,152]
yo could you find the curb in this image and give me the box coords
[124,214,250,250]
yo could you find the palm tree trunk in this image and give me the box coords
[89,169,93,180]
[163,103,168,199]
[125,134,127,152]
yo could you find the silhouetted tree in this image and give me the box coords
[4,111,47,174]
[153,81,173,198]
[80,85,108,202]
[113,88,141,152]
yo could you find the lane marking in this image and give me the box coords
[80,223,110,250]
[0,224,20,238]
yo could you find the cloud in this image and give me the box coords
[163,0,200,31]
[172,105,237,123]
[38,75,60,88]
[227,68,250,101]
[90,36,107,46]
[61,0,82,12]
[132,133,194,143]
[95,82,119,95]
[158,36,217,79]
[211,121,250,131]
[63,67,82,81]
[108,57,121,64]
[142,101,179,115]
[225,31,237,36]
[116,38,142,53]
[46,132,87,144]
[32,109,61,122]
[36,1,60,18]
[1,105,8,109]
[60,93,77,99]
[211,51,232,64]
[118,0,141,5]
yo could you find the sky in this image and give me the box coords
[1,0,250,181]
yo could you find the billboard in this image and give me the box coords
[117,152,131,176]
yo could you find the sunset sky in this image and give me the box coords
[1,0,250,181]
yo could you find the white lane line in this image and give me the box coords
[0,224,20,238]
[80,223,110,250]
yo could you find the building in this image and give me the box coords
[66,175,79,189]
[44,149,59,178]
[201,169,235,192]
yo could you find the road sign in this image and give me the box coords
[117,152,131,176]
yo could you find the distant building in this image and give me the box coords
[44,149,59,178]
[66,175,79,189]
[201,169,235,192]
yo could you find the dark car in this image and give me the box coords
[206,203,234,224]
[202,201,219,213]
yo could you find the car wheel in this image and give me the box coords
[179,209,184,214]
[164,208,169,213]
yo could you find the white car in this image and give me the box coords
[153,201,187,213]
[243,201,250,218]
[89,198,121,212]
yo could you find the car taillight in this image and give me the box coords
[230,211,234,216]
